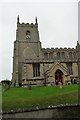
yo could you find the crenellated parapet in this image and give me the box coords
[42,47,76,50]
[17,15,38,28]
[42,47,76,52]
[41,46,78,61]
[17,22,38,28]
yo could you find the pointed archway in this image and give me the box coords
[55,69,63,85]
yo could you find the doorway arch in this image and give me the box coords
[55,69,63,85]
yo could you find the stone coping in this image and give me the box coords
[2,103,80,115]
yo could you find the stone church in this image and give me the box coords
[12,16,80,86]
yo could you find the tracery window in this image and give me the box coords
[33,63,40,77]
[67,62,73,75]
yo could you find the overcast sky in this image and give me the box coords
[0,0,78,80]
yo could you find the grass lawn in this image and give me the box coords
[2,84,79,111]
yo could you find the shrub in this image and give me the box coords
[1,80,12,91]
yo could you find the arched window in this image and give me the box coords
[62,52,65,59]
[73,52,76,58]
[49,52,53,59]
[26,30,31,39]
[44,53,48,59]
[57,52,60,59]
[69,52,72,59]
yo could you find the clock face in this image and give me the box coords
[26,34,31,39]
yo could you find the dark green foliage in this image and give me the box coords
[19,83,22,87]
[1,80,12,91]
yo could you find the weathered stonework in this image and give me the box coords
[12,17,80,85]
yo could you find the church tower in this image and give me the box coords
[12,16,79,86]
[12,16,42,85]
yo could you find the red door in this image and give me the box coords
[55,69,63,85]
